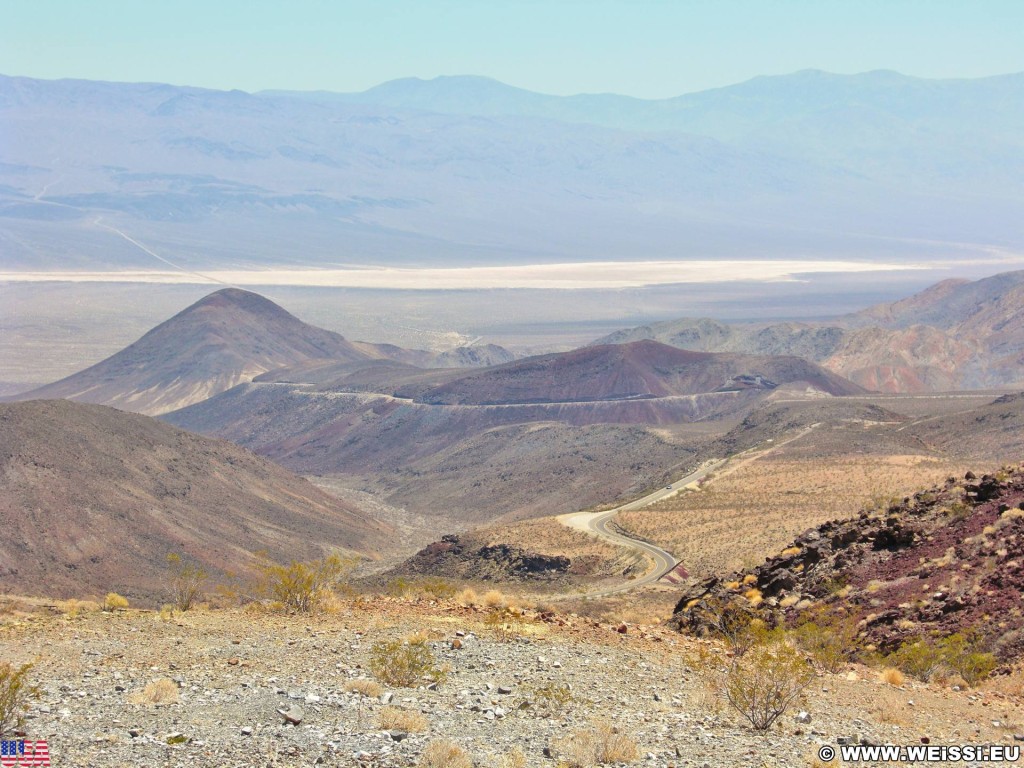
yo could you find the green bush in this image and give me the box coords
[723,636,814,730]
[369,638,447,688]
[525,682,573,715]
[696,596,764,656]
[886,631,997,686]
[166,553,208,611]
[0,662,40,738]
[793,611,860,673]
[257,553,354,613]
[484,607,525,643]
[387,576,458,600]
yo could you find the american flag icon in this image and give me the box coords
[0,740,50,767]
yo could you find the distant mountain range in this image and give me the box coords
[594,270,1024,391]
[0,399,390,600]
[3,70,1023,271]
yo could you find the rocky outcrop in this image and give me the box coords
[397,534,571,582]
[671,466,1024,661]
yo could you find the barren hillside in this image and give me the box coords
[0,400,392,600]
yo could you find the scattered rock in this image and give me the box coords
[277,704,304,725]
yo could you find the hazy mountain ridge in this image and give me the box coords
[593,269,1024,392]
[4,70,1024,269]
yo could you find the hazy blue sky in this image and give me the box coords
[2,0,1022,97]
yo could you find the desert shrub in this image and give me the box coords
[696,597,765,656]
[945,500,972,522]
[556,720,640,766]
[485,607,525,642]
[939,632,998,685]
[418,740,473,768]
[131,678,179,705]
[500,747,527,768]
[103,592,129,611]
[886,638,944,681]
[256,553,354,613]
[0,662,40,738]
[723,636,814,730]
[886,632,995,685]
[524,681,573,715]
[378,705,428,732]
[344,678,383,698]
[793,610,860,673]
[458,587,479,606]
[166,553,208,611]
[369,638,447,688]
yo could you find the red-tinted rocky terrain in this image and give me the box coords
[673,463,1024,662]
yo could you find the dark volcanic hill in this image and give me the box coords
[15,288,417,415]
[413,341,864,405]
[593,270,1024,392]
[0,400,392,600]
[672,463,1024,664]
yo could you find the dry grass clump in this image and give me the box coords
[343,678,383,698]
[378,705,428,732]
[482,589,507,608]
[60,598,100,618]
[103,592,129,611]
[556,720,640,766]
[457,587,479,607]
[417,740,474,768]
[499,748,527,768]
[880,667,905,686]
[870,690,910,726]
[131,678,179,705]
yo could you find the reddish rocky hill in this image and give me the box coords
[672,463,1024,663]
[14,288,418,415]
[0,400,391,601]
[593,269,1024,392]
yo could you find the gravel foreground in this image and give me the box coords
[2,598,1023,767]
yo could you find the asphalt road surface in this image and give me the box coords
[558,459,726,597]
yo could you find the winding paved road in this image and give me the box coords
[558,459,726,597]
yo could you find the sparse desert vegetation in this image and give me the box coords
[0,662,39,738]
[3,592,1022,767]
[619,451,968,580]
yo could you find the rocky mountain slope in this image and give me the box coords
[0,400,391,600]
[594,270,1024,392]
[672,463,1024,663]
[164,342,862,524]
